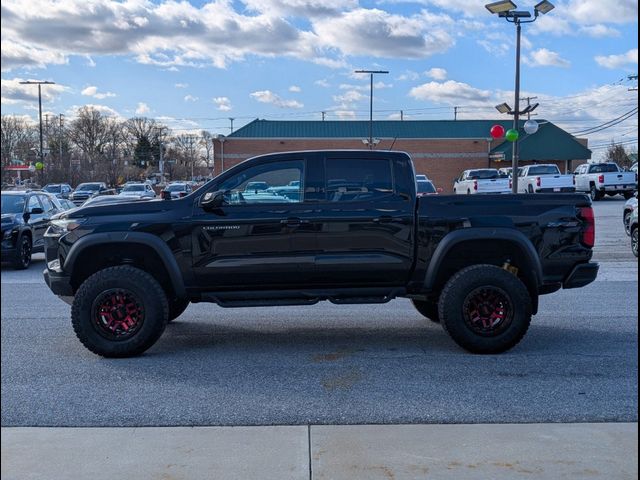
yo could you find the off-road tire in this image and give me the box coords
[412,299,440,323]
[168,297,190,322]
[12,234,32,270]
[71,266,169,357]
[438,264,532,354]
[624,211,633,235]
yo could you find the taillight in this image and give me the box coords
[536,177,541,187]
[598,174,604,183]
[473,180,478,191]
[579,206,595,248]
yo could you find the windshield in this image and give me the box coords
[417,181,436,193]
[166,184,186,192]
[122,185,145,192]
[44,185,61,193]
[468,170,500,180]
[1,195,26,214]
[589,164,620,173]
[528,165,560,175]
[76,183,101,191]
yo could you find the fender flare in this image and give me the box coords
[423,227,543,291]
[63,231,186,297]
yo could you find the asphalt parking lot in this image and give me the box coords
[1,197,637,427]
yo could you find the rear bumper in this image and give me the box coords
[599,185,635,193]
[536,187,576,193]
[563,262,599,289]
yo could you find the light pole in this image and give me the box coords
[485,1,554,193]
[354,69,389,149]
[215,135,226,172]
[19,80,55,174]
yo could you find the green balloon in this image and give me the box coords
[35,162,44,170]
[505,129,519,142]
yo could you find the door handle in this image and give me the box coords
[373,215,393,223]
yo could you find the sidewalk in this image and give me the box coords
[2,423,637,479]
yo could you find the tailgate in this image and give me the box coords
[600,172,636,185]
[539,175,573,188]
[477,178,510,193]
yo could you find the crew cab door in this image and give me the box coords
[312,153,415,287]
[191,156,318,289]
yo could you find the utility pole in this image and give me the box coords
[58,114,64,171]
[321,111,326,121]
[184,134,198,180]
[400,110,404,121]
[18,80,55,174]
[454,106,459,121]
[354,69,389,149]
[229,118,235,134]
[520,96,538,119]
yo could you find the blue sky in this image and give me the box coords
[1,0,637,158]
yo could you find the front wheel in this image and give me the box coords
[624,211,633,235]
[71,266,169,357]
[623,191,634,200]
[632,228,638,258]
[438,264,532,354]
[411,299,440,323]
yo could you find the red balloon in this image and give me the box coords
[490,124,505,139]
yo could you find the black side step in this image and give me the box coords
[200,287,406,308]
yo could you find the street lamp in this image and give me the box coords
[354,69,389,149]
[19,80,55,176]
[214,134,226,172]
[486,1,554,193]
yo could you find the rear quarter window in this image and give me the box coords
[325,158,393,202]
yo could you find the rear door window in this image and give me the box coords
[325,158,393,202]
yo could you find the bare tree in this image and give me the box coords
[68,107,110,172]
[605,143,632,170]
[200,130,214,175]
[1,115,37,183]
[173,134,200,179]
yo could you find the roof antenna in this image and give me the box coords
[389,134,399,150]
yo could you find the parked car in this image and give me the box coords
[623,192,638,235]
[58,198,78,211]
[43,149,598,357]
[69,182,111,206]
[118,183,157,199]
[630,205,638,257]
[162,182,192,199]
[1,190,63,269]
[517,164,575,194]
[43,183,73,199]
[574,163,636,201]
[453,169,510,194]
[416,179,441,196]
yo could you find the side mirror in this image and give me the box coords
[30,207,44,214]
[200,190,225,210]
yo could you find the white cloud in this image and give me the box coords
[332,110,357,119]
[0,77,67,105]
[425,67,447,80]
[409,80,492,105]
[579,25,620,38]
[289,85,302,93]
[243,0,358,18]
[135,102,150,115]
[565,0,637,25]
[66,104,123,121]
[333,89,366,106]
[314,79,331,88]
[595,49,638,70]
[175,83,189,88]
[250,90,303,108]
[212,97,232,111]
[396,70,420,81]
[524,49,571,68]
[184,94,198,102]
[81,85,116,99]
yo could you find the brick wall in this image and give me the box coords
[214,138,572,193]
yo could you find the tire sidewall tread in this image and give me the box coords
[71,266,169,357]
[438,264,532,354]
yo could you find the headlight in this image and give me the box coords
[46,218,87,237]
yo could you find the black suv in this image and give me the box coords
[2,190,63,269]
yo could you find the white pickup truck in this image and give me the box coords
[573,162,636,201]
[517,164,575,194]
[453,169,510,194]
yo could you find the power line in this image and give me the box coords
[569,107,638,135]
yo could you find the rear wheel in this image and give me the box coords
[624,211,633,235]
[623,191,634,200]
[12,234,32,270]
[411,299,440,323]
[71,266,169,357]
[590,185,602,201]
[528,184,534,194]
[438,264,532,354]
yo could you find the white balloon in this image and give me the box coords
[524,120,539,135]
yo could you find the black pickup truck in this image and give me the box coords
[43,150,598,357]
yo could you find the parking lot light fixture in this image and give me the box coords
[354,69,389,149]
[495,103,513,114]
[485,0,517,14]
[534,0,555,15]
